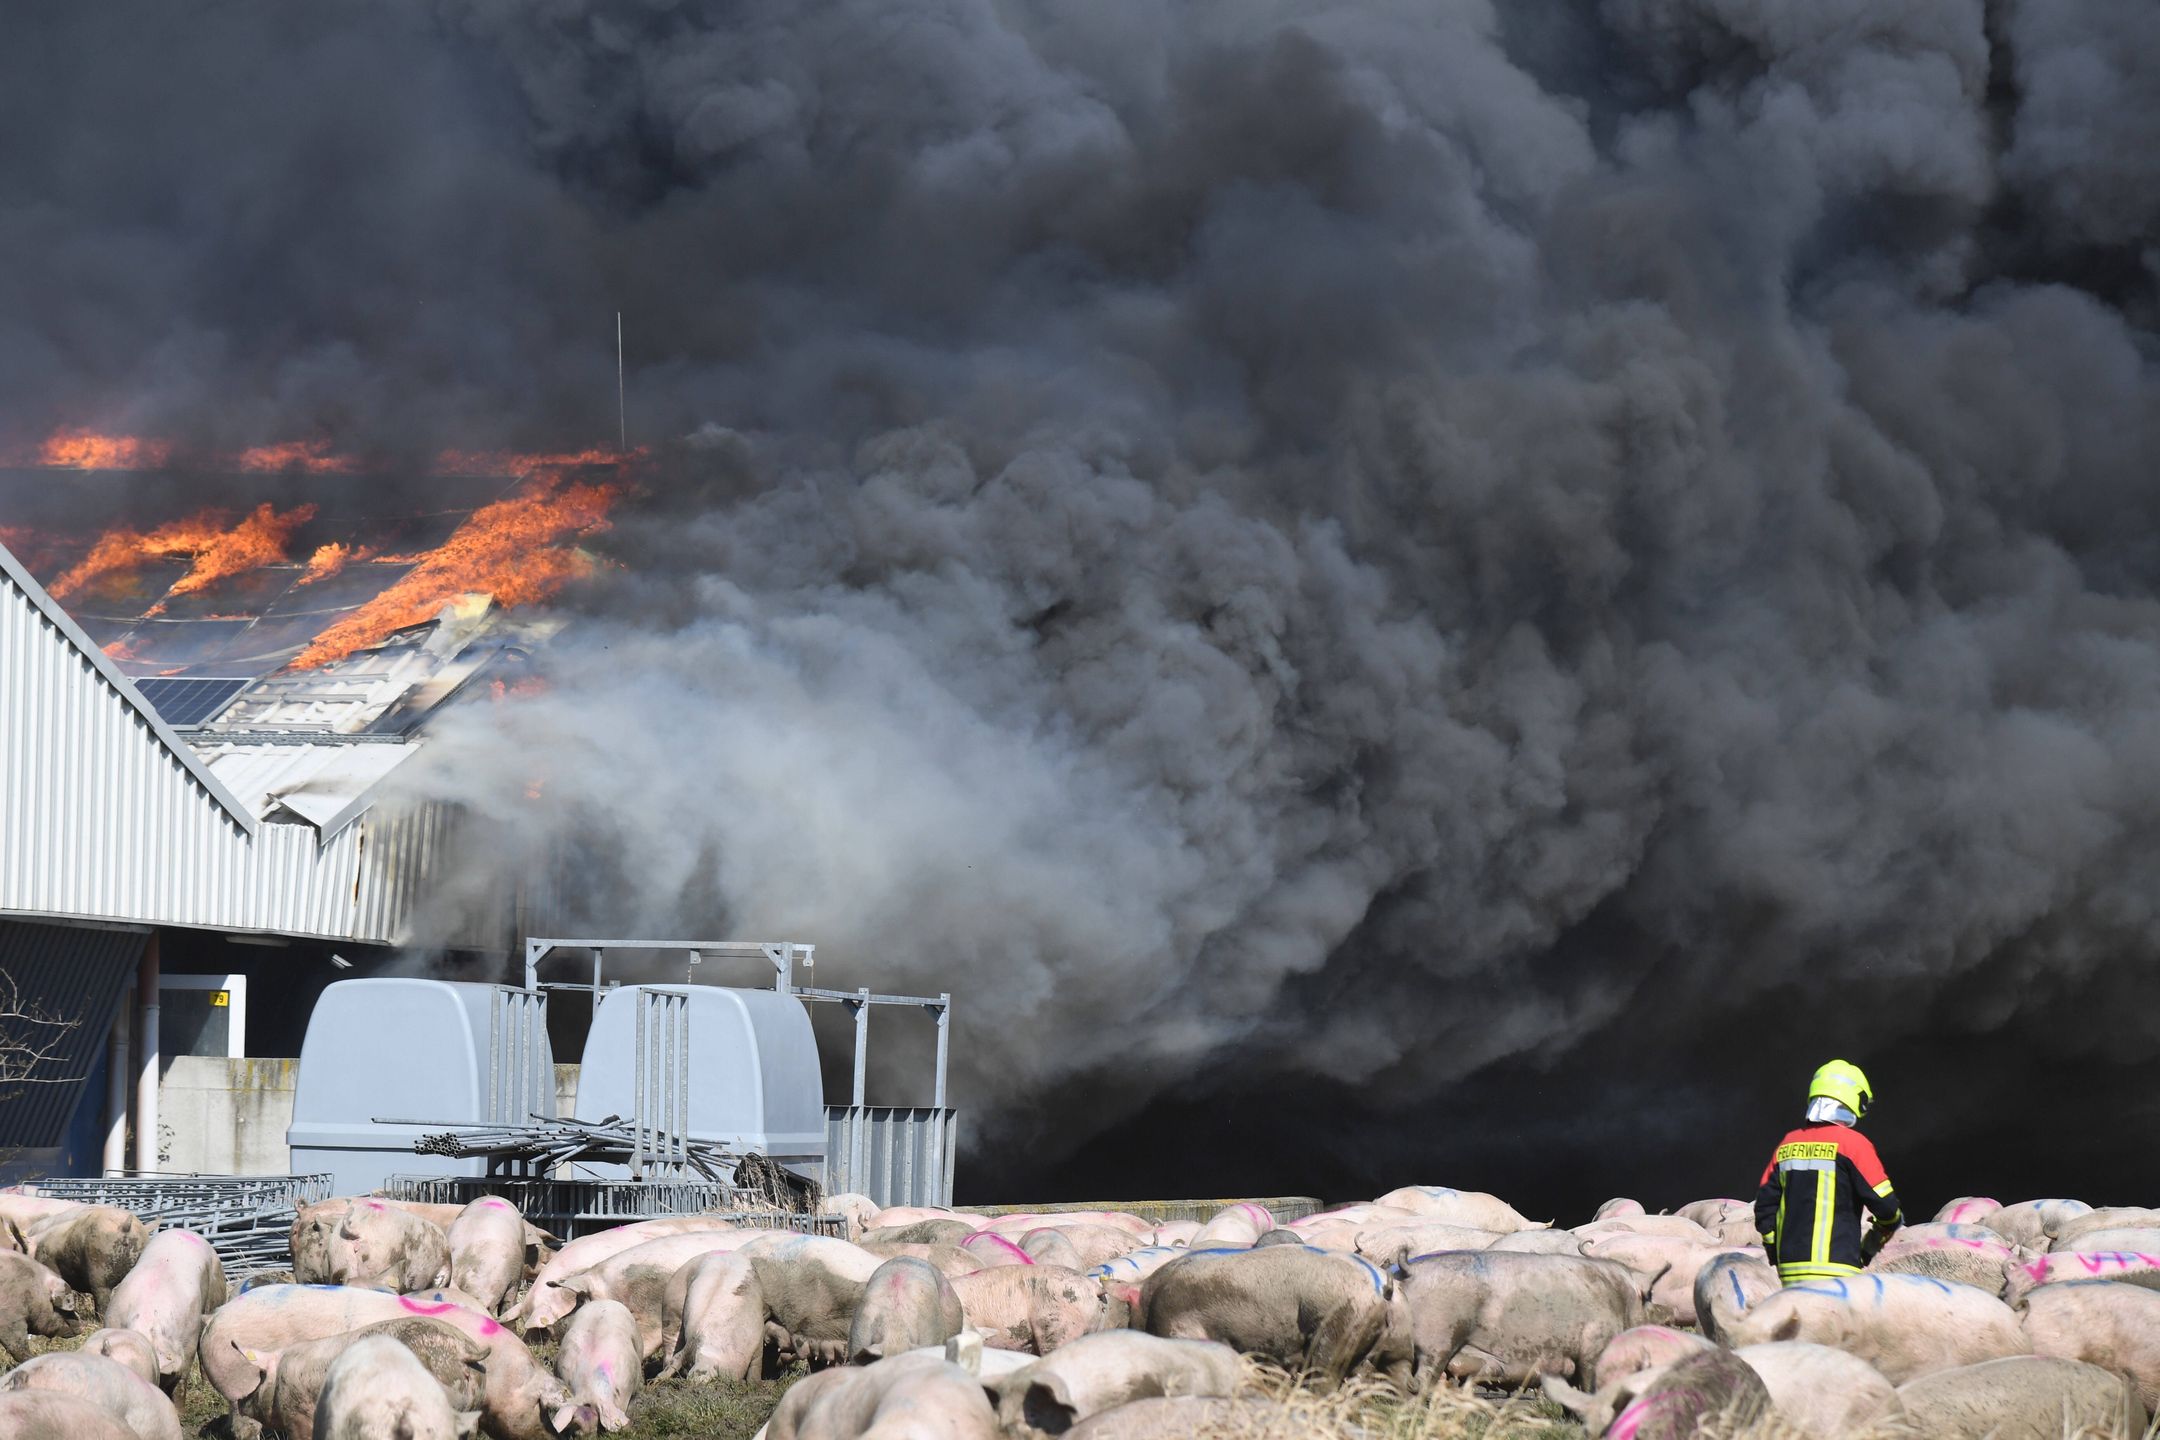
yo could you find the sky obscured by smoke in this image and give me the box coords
[10,0,2160,1205]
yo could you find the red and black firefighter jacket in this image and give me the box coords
[1754,1123,1903,1283]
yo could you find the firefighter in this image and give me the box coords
[1754,1059,1903,1284]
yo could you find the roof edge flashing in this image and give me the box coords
[0,539,260,837]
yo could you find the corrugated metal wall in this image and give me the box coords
[0,559,463,946]
[0,920,139,1148]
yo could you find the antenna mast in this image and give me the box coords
[616,311,627,455]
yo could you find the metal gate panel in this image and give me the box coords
[825,1106,956,1208]
[486,986,550,1126]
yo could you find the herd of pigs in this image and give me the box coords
[0,1185,2148,1439]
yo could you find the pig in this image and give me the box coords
[1188,1203,1274,1249]
[1734,1341,1905,1438]
[1090,1247,1186,1288]
[82,1328,161,1387]
[991,1330,1243,1439]
[1983,1198,2093,1250]
[819,1193,879,1241]
[1573,1215,1716,1244]
[0,1249,82,1362]
[2007,1250,2160,1306]
[326,1199,452,1292]
[1577,1234,1738,1324]
[1020,1230,1084,1269]
[2022,1279,2160,1411]
[447,1197,528,1317]
[1399,1250,1644,1386]
[554,1298,641,1433]
[105,1227,227,1393]
[658,1252,763,1382]
[1593,1198,1646,1221]
[1595,1347,1771,1440]
[201,1286,570,1440]
[983,1213,1154,1241]
[868,1219,982,1248]
[1143,1247,1409,1389]
[761,1352,999,1440]
[27,1205,149,1316]
[0,1350,182,1440]
[518,1218,755,1332]
[1720,1273,2030,1383]
[233,1316,489,1440]
[2053,1207,2160,1250]
[739,1235,894,1363]
[1587,1325,1711,1389]
[867,1206,977,1232]
[1896,1355,2147,1440]
[0,1391,138,1440]
[2063,1226,2160,1255]
[1372,1187,1541,1234]
[960,1232,1036,1268]
[1691,1250,1781,1344]
[1353,1223,1503,1265]
[1484,1230,1585,1256]
[553,1231,781,1356]
[1933,1195,2003,1226]
[290,1200,347,1284]
[958,1263,1116,1358]
[0,1194,84,1228]
[856,1241,983,1279]
[314,1333,481,1440]
[1869,1229,2022,1295]
[1029,1225,1139,1270]
[849,1256,965,1364]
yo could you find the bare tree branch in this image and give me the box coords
[0,970,80,1091]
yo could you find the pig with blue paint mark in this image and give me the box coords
[1718,1272,2029,1383]
[1141,1246,1412,1390]
[1399,1250,1645,1386]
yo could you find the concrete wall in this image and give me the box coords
[159,1056,296,1175]
[154,1059,582,1178]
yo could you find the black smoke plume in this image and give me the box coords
[8,0,2160,1212]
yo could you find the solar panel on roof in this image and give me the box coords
[133,676,250,727]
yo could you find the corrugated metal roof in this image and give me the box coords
[0,539,491,946]
[0,920,141,1149]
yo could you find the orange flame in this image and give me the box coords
[290,476,616,668]
[236,439,356,474]
[101,636,144,663]
[35,429,175,470]
[50,503,316,601]
[299,542,351,585]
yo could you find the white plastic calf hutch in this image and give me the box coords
[286,978,553,1193]
[285,939,956,1209]
[576,982,827,1184]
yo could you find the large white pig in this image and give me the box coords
[2007,1249,2160,1306]
[0,1350,182,1440]
[554,1298,641,1433]
[324,1199,451,1292]
[518,1217,753,1331]
[1400,1251,1643,1386]
[761,1352,998,1440]
[447,1197,528,1317]
[1896,1355,2146,1439]
[2022,1279,2160,1411]
[105,1228,226,1393]
[991,1330,1243,1440]
[1719,1273,2030,1383]
[313,1334,479,1440]
[1372,1187,1541,1233]
[1734,1341,1905,1438]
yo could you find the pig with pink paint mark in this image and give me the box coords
[961,1231,1035,1268]
[1593,1198,1646,1221]
[1588,1325,1712,1389]
[200,1285,569,1440]
[518,1216,752,1332]
[1933,1195,2003,1226]
[105,1227,227,1393]
[554,1297,641,1433]
[448,1196,529,1317]
[232,1316,488,1440]
[325,1199,452,1292]
[1188,1203,1274,1249]
[2007,1250,2160,1306]
[1546,1345,1770,1439]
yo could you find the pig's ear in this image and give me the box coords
[228,1340,270,1400]
[549,1401,593,1435]
[559,1276,592,1300]
[1771,1313,1802,1342]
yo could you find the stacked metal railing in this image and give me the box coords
[28,1173,331,1278]
[381,1173,843,1242]
[407,1114,738,1181]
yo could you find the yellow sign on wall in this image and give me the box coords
[210,990,229,1007]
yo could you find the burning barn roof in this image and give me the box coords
[0,431,624,835]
